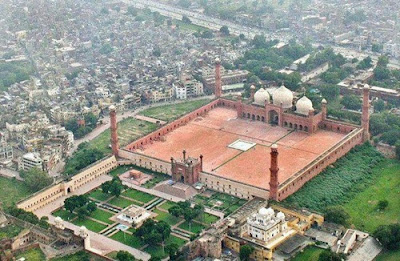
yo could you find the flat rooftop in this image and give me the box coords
[135,107,346,190]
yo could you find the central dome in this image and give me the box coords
[273,85,293,109]
[296,96,314,115]
[254,88,270,106]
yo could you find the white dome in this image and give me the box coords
[254,88,270,106]
[55,216,63,223]
[266,207,274,216]
[109,105,116,111]
[296,96,314,116]
[258,207,269,216]
[277,212,285,220]
[273,85,293,109]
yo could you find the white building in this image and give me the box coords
[175,73,204,99]
[19,152,43,171]
[246,207,288,242]
[117,206,151,225]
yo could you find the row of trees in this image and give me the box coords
[64,195,97,220]
[101,176,124,198]
[6,206,49,229]
[20,167,52,192]
[63,142,105,176]
[169,201,204,232]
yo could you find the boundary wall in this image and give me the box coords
[17,156,117,212]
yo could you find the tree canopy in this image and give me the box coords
[20,167,52,192]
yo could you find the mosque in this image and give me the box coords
[115,58,371,201]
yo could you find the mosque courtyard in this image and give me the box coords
[136,107,347,190]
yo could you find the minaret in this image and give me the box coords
[250,85,256,102]
[215,58,222,98]
[269,144,279,201]
[321,98,327,120]
[109,105,119,157]
[362,85,371,142]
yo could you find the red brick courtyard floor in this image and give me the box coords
[133,107,346,190]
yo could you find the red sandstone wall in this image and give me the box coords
[277,128,364,201]
[199,171,269,199]
[320,119,359,134]
[118,149,172,175]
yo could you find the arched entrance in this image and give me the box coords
[67,187,71,193]
[269,110,279,125]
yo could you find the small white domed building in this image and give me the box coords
[295,96,314,116]
[254,88,270,106]
[247,207,288,242]
[272,85,293,109]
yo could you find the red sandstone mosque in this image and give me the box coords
[110,58,371,201]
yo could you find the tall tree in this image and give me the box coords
[20,167,52,192]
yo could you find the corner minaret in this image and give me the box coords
[250,85,256,102]
[215,58,222,98]
[269,144,279,201]
[321,98,327,120]
[110,105,119,157]
[362,85,370,142]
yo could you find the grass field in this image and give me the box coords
[88,118,158,154]
[178,221,206,234]
[15,247,46,261]
[107,196,136,209]
[52,209,77,221]
[72,218,107,233]
[193,192,247,215]
[89,209,114,224]
[139,99,212,122]
[122,189,156,203]
[0,176,32,208]
[195,213,219,225]
[342,160,400,233]
[110,231,145,249]
[145,235,188,258]
[291,246,327,261]
[158,201,177,211]
[154,209,182,226]
[88,189,113,202]
[375,250,400,261]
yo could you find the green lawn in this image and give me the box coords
[195,213,219,225]
[107,196,136,208]
[88,189,113,202]
[15,247,46,261]
[0,176,32,208]
[144,235,187,259]
[122,189,156,203]
[83,118,157,155]
[143,174,169,189]
[52,209,77,221]
[291,246,327,261]
[139,99,212,122]
[0,224,23,239]
[166,235,187,247]
[178,221,206,234]
[375,250,400,261]
[154,209,182,226]
[158,201,177,211]
[343,160,400,233]
[72,218,107,233]
[194,191,247,215]
[89,209,114,224]
[110,231,145,249]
